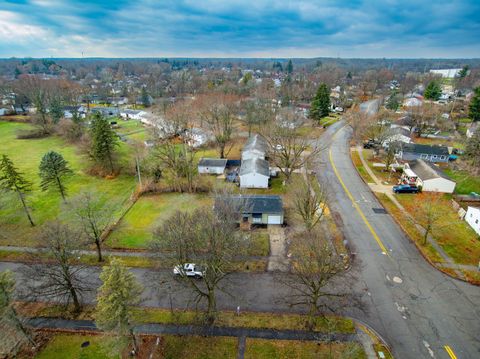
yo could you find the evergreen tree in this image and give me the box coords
[286,59,293,74]
[39,151,73,201]
[90,114,118,174]
[49,97,63,124]
[424,81,442,101]
[386,90,400,111]
[141,87,151,107]
[465,127,480,171]
[458,65,469,79]
[0,155,34,226]
[95,259,143,354]
[310,83,330,121]
[469,87,480,122]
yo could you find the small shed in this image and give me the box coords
[408,160,456,193]
[465,207,480,237]
[239,158,269,188]
[198,158,227,175]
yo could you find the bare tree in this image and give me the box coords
[262,125,322,181]
[151,195,247,323]
[283,230,358,330]
[71,192,112,262]
[21,221,90,313]
[288,175,328,231]
[412,193,447,245]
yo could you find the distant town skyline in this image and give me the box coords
[1,0,479,58]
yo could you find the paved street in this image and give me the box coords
[316,121,480,359]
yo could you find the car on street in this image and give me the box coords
[393,184,419,193]
[173,263,205,278]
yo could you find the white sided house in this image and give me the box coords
[120,109,147,121]
[406,160,456,193]
[241,134,268,161]
[465,207,480,237]
[198,158,227,175]
[239,158,269,189]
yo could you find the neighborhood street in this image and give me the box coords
[316,121,480,359]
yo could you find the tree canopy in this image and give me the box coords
[39,151,73,201]
[424,81,442,101]
[469,87,480,122]
[310,83,330,121]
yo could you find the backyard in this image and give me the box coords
[0,121,136,247]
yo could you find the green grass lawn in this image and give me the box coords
[443,168,480,194]
[0,121,135,247]
[106,193,212,249]
[245,339,366,359]
[162,335,237,359]
[35,334,118,359]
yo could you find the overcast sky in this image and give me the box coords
[1,0,479,58]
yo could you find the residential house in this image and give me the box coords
[198,158,228,175]
[241,134,268,161]
[403,97,422,107]
[91,107,120,117]
[185,127,212,147]
[429,69,462,78]
[404,160,456,193]
[465,207,480,237]
[120,109,147,121]
[398,143,450,163]
[383,125,412,146]
[222,195,284,225]
[466,122,479,139]
[239,158,269,189]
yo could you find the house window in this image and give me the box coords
[476,219,479,224]
[440,156,445,160]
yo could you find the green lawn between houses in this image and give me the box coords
[0,121,136,247]
[443,168,480,195]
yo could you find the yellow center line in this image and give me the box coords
[328,127,390,257]
[444,345,458,359]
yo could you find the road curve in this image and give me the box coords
[316,121,480,359]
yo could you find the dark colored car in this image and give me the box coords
[363,140,378,149]
[393,184,419,194]
[226,172,238,183]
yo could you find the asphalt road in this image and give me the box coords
[316,121,480,359]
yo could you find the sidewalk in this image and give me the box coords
[355,147,466,279]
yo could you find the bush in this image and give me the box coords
[16,129,49,139]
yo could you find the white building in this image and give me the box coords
[241,134,268,161]
[466,122,479,139]
[120,109,147,121]
[239,158,269,189]
[403,97,422,107]
[429,69,462,78]
[407,160,456,193]
[465,207,480,237]
[198,158,227,175]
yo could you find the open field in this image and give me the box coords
[245,339,366,359]
[0,121,136,247]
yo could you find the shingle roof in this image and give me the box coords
[243,134,268,153]
[229,195,283,214]
[239,158,269,177]
[409,159,454,181]
[402,143,449,156]
[198,158,228,168]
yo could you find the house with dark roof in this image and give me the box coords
[398,143,450,163]
[406,160,456,193]
[225,195,284,225]
[239,158,269,188]
[198,158,228,175]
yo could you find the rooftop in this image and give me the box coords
[198,158,228,167]
[402,143,449,156]
[409,159,454,182]
[239,158,269,177]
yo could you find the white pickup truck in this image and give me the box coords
[173,263,205,278]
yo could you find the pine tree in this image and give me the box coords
[90,114,118,174]
[386,90,400,111]
[39,151,73,201]
[458,65,469,79]
[95,259,142,354]
[141,87,151,107]
[424,81,442,101]
[49,97,63,124]
[310,83,330,121]
[469,87,480,122]
[0,155,34,226]
[286,59,293,74]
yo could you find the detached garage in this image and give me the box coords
[408,160,456,193]
[198,158,227,175]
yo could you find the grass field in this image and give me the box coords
[351,149,375,183]
[0,121,135,247]
[245,339,366,359]
[35,334,117,359]
[394,193,480,265]
[443,168,480,194]
[106,193,212,249]
[162,335,237,359]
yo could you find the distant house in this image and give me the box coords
[225,195,284,225]
[241,134,268,161]
[406,160,456,193]
[63,105,87,119]
[383,125,412,146]
[198,158,228,175]
[465,207,480,237]
[466,122,479,138]
[239,158,269,189]
[91,107,120,117]
[107,97,128,105]
[185,127,211,148]
[398,143,450,163]
[119,109,147,121]
[429,69,461,78]
[403,97,422,107]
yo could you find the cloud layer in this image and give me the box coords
[1,0,479,58]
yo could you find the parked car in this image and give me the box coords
[393,184,419,194]
[173,263,205,278]
[226,171,238,182]
[363,140,377,149]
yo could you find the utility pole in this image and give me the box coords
[135,156,142,188]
